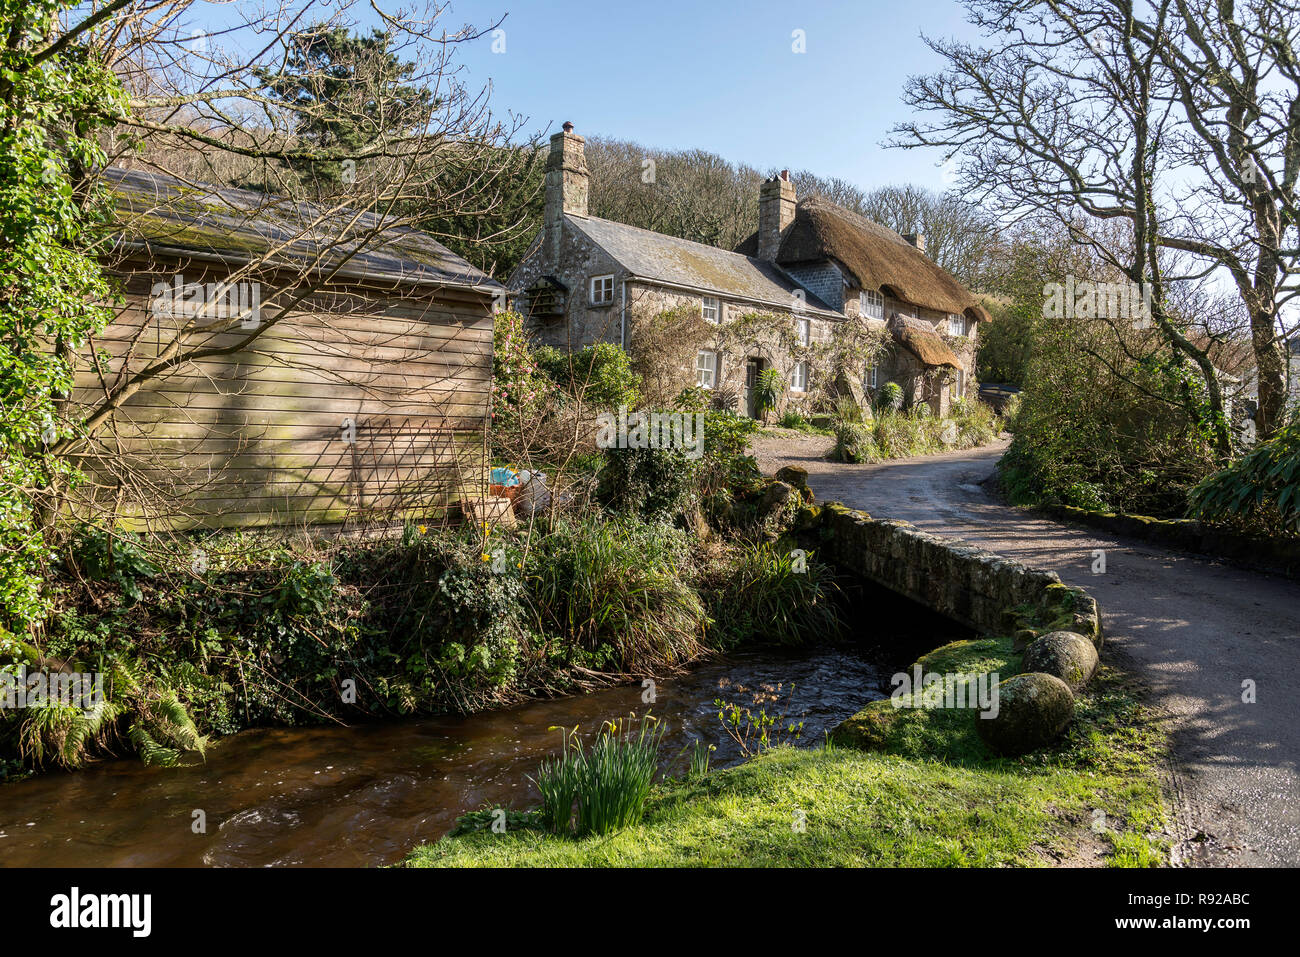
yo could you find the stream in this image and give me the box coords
[0,602,963,867]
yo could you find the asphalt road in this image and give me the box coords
[755,434,1300,867]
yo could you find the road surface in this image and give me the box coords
[755,434,1300,867]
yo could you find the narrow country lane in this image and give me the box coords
[754,435,1300,867]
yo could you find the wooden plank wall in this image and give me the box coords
[70,259,493,530]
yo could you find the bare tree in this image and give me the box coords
[1141,0,1300,438]
[892,0,1300,444]
[890,0,1236,456]
[43,1,533,534]
[585,136,764,251]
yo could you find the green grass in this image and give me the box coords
[406,636,1170,868]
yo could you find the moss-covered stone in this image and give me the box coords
[831,698,905,750]
[1021,631,1098,692]
[774,465,809,491]
[976,672,1076,755]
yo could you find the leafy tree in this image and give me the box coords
[254,25,436,193]
[418,141,545,277]
[0,0,125,629]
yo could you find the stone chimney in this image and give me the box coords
[545,121,589,259]
[902,232,926,254]
[757,169,796,261]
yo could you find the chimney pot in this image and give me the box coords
[758,170,797,261]
[544,122,589,258]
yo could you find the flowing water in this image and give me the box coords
[0,597,966,867]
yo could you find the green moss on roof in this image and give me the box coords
[104,166,497,289]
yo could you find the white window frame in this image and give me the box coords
[866,363,879,389]
[950,367,965,400]
[790,360,808,393]
[860,289,884,320]
[701,296,720,324]
[796,317,811,346]
[947,313,967,336]
[696,350,718,389]
[590,274,614,306]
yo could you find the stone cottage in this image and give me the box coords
[508,123,988,417]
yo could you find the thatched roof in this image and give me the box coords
[736,197,989,321]
[567,215,840,317]
[891,317,962,369]
[105,167,501,293]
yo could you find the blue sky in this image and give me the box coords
[442,0,982,191]
[184,0,983,191]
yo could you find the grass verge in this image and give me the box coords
[405,635,1169,868]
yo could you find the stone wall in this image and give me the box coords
[1043,504,1300,581]
[792,499,1103,645]
[783,262,845,311]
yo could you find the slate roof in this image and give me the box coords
[736,196,989,322]
[567,214,840,318]
[104,166,501,293]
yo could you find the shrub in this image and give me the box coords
[754,367,784,423]
[951,400,1000,448]
[535,343,642,412]
[1001,394,1023,431]
[1187,418,1300,535]
[526,517,706,670]
[778,410,808,430]
[833,422,875,463]
[876,381,904,412]
[597,442,700,522]
[698,409,762,498]
[491,310,550,426]
[996,306,1219,515]
[706,542,843,648]
[1,635,208,770]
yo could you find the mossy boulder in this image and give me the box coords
[774,465,809,492]
[976,672,1075,755]
[759,480,796,515]
[831,698,904,751]
[1022,631,1098,692]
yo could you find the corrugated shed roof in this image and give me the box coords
[568,214,840,317]
[737,197,988,321]
[104,166,501,292]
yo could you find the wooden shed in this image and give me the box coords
[70,168,501,530]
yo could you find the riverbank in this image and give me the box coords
[406,633,1170,868]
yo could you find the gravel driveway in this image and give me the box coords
[753,433,1300,867]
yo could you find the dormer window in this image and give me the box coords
[590,275,614,306]
[701,296,720,323]
[947,313,968,336]
[860,289,884,320]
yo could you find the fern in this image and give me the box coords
[128,723,183,768]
